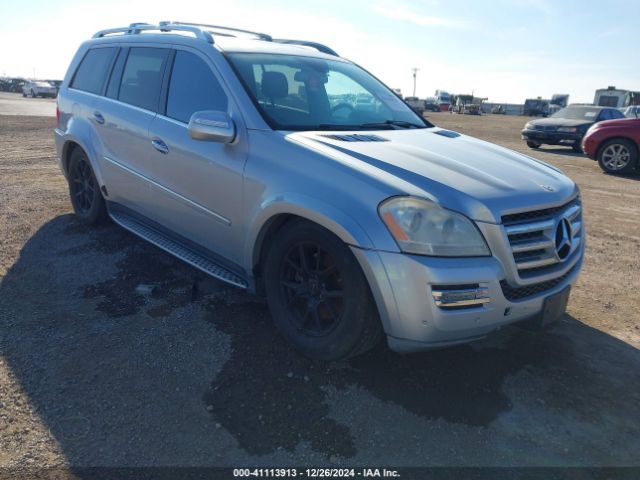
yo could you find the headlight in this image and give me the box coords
[557,126,577,133]
[525,122,534,129]
[379,197,490,257]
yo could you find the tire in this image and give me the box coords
[22,92,26,97]
[572,143,583,153]
[526,140,540,149]
[263,220,382,360]
[30,90,36,98]
[597,138,638,175]
[67,148,108,225]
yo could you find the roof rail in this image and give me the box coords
[92,22,339,57]
[172,21,273,41]
[272,39,339,57]
[92,22,214,43]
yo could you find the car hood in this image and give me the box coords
[288,128,577,224]
[526,117,593,128]
[592,118,640,129]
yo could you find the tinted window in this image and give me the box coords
[166,51,228,123]
[119,48,169,112]
[610,109,624,119]
[598,109,612,121]
[106,48,127,99]
[71,48,117,94]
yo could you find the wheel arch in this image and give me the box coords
[596,136,639,161]
[246,196,382,290]
[59,124,106,188]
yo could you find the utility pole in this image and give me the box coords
[412,68,419,97]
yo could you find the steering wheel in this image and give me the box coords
[331,102,355,118]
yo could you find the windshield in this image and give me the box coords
[226,53,430,131]
[552,106,602,120]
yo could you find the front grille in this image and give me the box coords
[533,125,556,132]
[502,198,579,225]
[502,197,582,279]
[501,265,576,301]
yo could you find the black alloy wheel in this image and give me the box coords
[278,241,345,338]
[68,148,107,224]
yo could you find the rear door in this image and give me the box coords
[92,46,170,217]
[147,47,248,265]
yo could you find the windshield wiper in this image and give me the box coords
[316,124,364,131]
[359,120,425,129]
[311,120,427,131]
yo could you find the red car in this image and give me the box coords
[582,118,640,174]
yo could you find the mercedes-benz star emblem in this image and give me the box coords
[554,217,572,261]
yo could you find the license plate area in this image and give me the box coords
[541,286,571,326]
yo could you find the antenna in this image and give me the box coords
[412,67,419,97]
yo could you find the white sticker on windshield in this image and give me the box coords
[584,112,596,117]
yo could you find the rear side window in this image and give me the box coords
[166,51,228,123]
[118,47,169,112]
[71,47,117,94]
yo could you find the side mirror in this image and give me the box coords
[188,111,236,143]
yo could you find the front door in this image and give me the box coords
[147,48,248,266]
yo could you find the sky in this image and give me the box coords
[0,0,638,104]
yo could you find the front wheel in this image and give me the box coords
[597,139,638,174]
[68,148,108,224]
[526,140,540,149]
[264,220,382,360]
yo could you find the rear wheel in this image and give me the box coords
[264,220,382,360]
[526,140,540,149]
[68,148,107,224]
[597,139,638,174]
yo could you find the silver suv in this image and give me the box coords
[55,22,584,360]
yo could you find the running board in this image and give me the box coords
[109,209,248,289]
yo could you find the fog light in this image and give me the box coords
[431,284,490,309]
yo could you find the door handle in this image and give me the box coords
[93,111,105,125]
[151,138,169,154]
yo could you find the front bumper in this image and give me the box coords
[352,244,583,353]
[582,135,599,159]
[521,129,582,146]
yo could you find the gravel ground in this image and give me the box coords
[0,102,639,472]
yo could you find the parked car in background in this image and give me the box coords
[47,80,63,95]
[522,105,626,153]
[623,105,640,118]
[404,96,425,114]
[1,77,26,93]
[424,97,441,112]
[22,80,57,98]
[582,118,640,174]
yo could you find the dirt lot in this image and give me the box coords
[0,99,639,472]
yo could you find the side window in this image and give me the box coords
[611,109,624,119]
[105,48,127,99]
[166,51,228,123]
[118,47,169,112]
[598,109,612,121]
[71,47,117,95]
